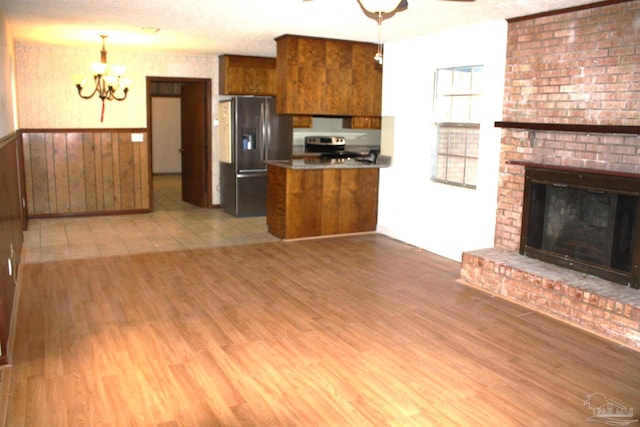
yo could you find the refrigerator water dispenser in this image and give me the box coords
[242,131,256,150]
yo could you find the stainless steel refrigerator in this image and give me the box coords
[219,97,293,217]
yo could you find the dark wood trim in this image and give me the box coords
[15,133,28,231]
[0,132,15,150]
[28,208,151,219]
[506,160,640,180]
[507,0,635,23]
[495,121,640,135]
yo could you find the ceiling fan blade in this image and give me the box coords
[439,0,476,2]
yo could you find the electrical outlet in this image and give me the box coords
[131,133,144,142]
[8,243,15,279]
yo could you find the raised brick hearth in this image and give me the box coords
[460,248,640,350]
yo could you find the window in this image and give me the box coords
[432,65,483,189]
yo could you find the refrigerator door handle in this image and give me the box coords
[261,101,268,162]
[237,171,267,178]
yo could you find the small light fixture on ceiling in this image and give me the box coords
[357,0,402,65]
[71,35,132,122]
[358,0,401,14]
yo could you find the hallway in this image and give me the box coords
[22,175,278,263]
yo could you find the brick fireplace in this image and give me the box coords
[459,1,640,350]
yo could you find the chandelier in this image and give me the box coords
[72,35,132,122]
[358,0,402,64]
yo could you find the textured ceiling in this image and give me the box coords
[0,0,600,56]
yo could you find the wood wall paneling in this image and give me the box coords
[0,133,24,364]
[83,133,97,212]
[20,130,150,217]
[67,133,86,213]
[53,133,70,212]
[119,132,134,211]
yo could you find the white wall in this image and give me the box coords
[0,11,16,136]
[151,97,182,174]
[377,20,508,261]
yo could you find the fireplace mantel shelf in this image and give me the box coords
[495,121,640,134]
[506,160,640,179]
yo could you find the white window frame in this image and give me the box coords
[432,65,483,189]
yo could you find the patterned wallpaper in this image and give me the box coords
[0,12,16,136]
[15,43,218,129]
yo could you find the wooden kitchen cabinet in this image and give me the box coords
[343,116,381,129]
[267,163,379,239]
[275,34,382,117]
[219,54,277,96]
[292,115,313,128]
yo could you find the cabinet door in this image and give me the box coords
[275,35,382,117]
[219,55,276,96]
[292,115,313,128]
[228,66,255,94]
[342,116,381,129]
[350,43,382,117]
[253,66,276,95]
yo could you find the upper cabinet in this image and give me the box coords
[343,116,381,129]
[219,55,277,96]
[275,35,382,117]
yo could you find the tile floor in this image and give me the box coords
[22,175,279,263]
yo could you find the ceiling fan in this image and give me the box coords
[303,0,476,15]
[304,0,476,64]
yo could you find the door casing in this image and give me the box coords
[146,76,212,209]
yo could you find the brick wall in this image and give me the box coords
[502,1,640,126]
[496,0,640,250]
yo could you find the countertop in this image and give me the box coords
[266,155,391,170]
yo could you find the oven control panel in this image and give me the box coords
[305,136,346,146]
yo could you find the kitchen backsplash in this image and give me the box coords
[292,117,381,148]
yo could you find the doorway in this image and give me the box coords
[146,77,212,209]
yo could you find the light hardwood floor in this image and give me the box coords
[5,233,640,426]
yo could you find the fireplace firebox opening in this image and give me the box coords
[520,166,640,289]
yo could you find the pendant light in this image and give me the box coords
[72,35,132,122]
[357,0,402,64]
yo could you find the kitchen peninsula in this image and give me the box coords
[265,157,390,239]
